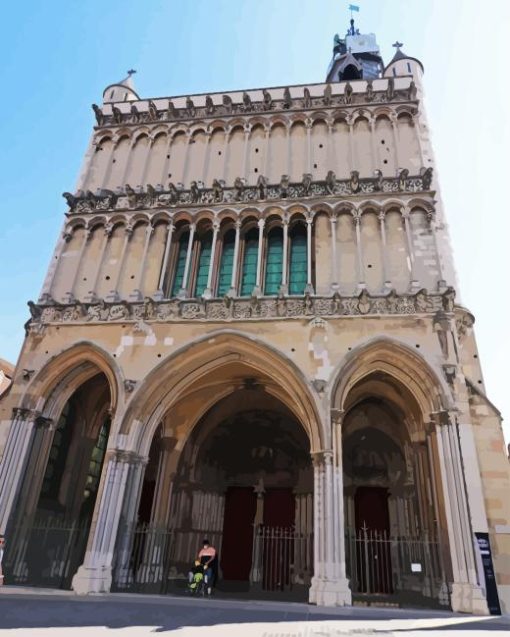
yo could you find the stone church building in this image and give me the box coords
[1,18,509,614]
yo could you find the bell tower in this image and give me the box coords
[326,15,384,82]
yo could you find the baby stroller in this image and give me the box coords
[187,560,207,596]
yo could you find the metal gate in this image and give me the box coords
[345,525,450,606]
[3,516,90,589]
[250,525,313,592]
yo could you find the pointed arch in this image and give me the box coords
[121,330,324,455]
[330,336,452,419]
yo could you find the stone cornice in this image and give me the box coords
[92,77,417,129]
[27,288,456,327]
[63,170,433,215]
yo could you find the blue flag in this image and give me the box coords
[349,4,360,11]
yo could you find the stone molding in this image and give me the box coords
[63,170,432,215]
[28,288,456,327]
[91,78,418,129]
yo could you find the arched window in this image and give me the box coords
[171,230,189,296]
[240,227,259,296]
[264,227,283,295]
[289,224,307,295]
[194,232,212,297]
[217,229,236,297]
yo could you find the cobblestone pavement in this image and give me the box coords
[0,588,509,636]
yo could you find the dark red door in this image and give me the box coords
[354,487,392,594]
[220,487,257,581]
[263,488,295,526]
[262,488,295,590]
[355,487,390,533]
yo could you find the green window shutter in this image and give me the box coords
[194,234,212,297]
[240,228,259,296]
[264,228,283,295]
[289,226,307,295]
[217,230,235,296]
[171,232,189,296]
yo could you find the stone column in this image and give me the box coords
[241,126,251,180]
[131,223,154,301]
[0,409,43,533]
[306,120,312,174]
[203,220,220,299]
[309,408,351,606]
[201,132,211,185]
[279,215,289,295]
[253,218,265,297]
[72,450,143,594]
[354,212,365,291]
[305,215,314,294]
[112,455,148,589]
[390,114,401,171]
[139,137,155,187]
[178,223,196,299]
[378,211,392,291]
[429,211,447,291]
[181,132,193,187]
[368,117,376,174]
[155,221,175,299]
[347,120,354,169]
[70,229,91,299]
[88,223,113,301]
[228,219,241,297]
[107,223,133,301]
[402,207,419,292]
[309,448,351,606]
[330,214,338,292]
[432,411,489,615]
[100,142,116,189]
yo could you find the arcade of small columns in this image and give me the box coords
[83,108,422,194]
[49,198,441,304]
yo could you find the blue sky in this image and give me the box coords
[1,0,509,443]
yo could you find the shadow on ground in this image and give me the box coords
[0,592,508,634]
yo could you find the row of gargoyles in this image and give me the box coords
[62,167,433,210]
[91,79,418,126]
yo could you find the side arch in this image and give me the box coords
[21,341,122,419]
[330,336,453,418]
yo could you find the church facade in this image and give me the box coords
[1,21,509,614]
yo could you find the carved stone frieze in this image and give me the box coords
[64,171,431,213]
[27,289,452,328]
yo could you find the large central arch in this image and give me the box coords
[124,330,325,457]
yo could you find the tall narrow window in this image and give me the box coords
[289,225,307,295]
[264,227,283,295]
[240,228,259,296]
[217,229,235,296]
[194,232,212,297]
[171,231,189,296]
[40,402,73,503]
[80,416,110,520]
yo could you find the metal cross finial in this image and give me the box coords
[392,41,403,50]
[127,69,137,76]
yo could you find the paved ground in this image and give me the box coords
[0,587,509,636]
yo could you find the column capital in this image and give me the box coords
[430,409,454,427]
[257,218,265,230]
[106,449,148,466]
[330,408,345,427]
[12,407,31,421]
[311,449,334,466]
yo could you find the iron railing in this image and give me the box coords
[345,526,450,606]
[250,525,313,592]
[3,515,90,589]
